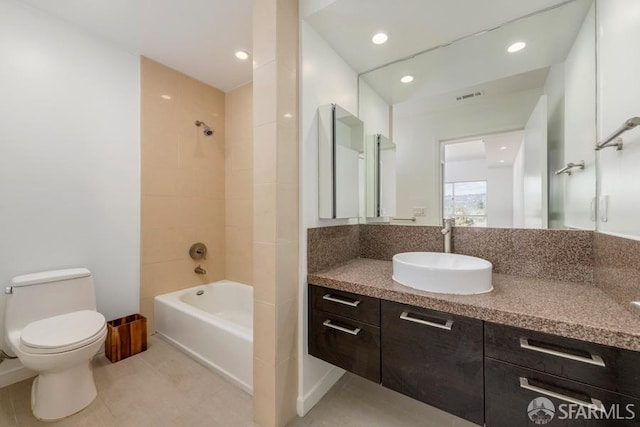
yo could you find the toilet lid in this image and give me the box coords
[21,310,106,350]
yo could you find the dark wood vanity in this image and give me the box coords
[309,284,640,426]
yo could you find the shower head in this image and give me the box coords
[195,120,214,136]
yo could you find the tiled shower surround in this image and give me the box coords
[308,224,640,315]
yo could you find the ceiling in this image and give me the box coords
[445,140,486,162]
[393,68,549,118]
[483,131,524,167]
[306,0,585,74]
[445,131,524,167]
[18,0,253,92]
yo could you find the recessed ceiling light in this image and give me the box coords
[372,33,388,45]
[235,50,250,60]
[283,113,293,119]
[161,94,172,100]
[500,146,507,150]
[400,75,414,83]
[507,42,526,53]
[500,160,505,163]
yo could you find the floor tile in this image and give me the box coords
[2,335,480,427]
[288,373,479,427]
[1,336,251,427]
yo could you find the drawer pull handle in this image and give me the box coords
[400,311,453,330]
[323,320,361,336]
[322,294,361,307]
[519,377,604,412]
[519,338,606,367]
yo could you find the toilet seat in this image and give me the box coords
[20,310,106,355]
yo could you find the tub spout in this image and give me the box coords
[194,265,207,275]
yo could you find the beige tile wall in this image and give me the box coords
[225,83,254,285]
[253,0,300,425]
[140,57,226,333]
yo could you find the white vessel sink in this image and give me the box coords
[392,252,493,295]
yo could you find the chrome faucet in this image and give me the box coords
[441,218,453,253]
[194,265,207,275]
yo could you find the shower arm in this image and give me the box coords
[194,120,214,136]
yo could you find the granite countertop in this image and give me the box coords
[308,258,640,352]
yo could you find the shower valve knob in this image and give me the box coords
[189,242,208,260]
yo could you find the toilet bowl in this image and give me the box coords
[4,269,107,421]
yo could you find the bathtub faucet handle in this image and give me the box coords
[189,242,208,261]
[194,265,207,275]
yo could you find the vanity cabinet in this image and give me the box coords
[381,301,484,425]
[485,323,640,426]
[308,285,483,424]
[308,284,640,426]
[485,358,640,427]
[308,286,381,382]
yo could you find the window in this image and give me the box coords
[444,181,487,227]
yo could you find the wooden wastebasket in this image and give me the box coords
[105,314,148,363]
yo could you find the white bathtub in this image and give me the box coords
[154,280,253,394]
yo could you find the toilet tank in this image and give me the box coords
[5,268,98,333]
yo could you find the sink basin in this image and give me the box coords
[392,252,493,295]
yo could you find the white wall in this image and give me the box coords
[359,80,390,137]
[522,95,548,228]
[596,0,640,238]
[513,141,526,227]
[564,2,596,230]
[379,147,397,217]
[487,167,514,227]
[545,63,566,228]
[393,88,542,225]
[0,0,140,346]
[445,159,488,182]
[299,21,357,414]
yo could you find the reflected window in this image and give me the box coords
[444,181,487,227]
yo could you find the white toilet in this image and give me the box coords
[4,268,107,421]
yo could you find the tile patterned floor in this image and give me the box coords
[0,335,477,426]
[287,373,478,427]
[0,336,255,427]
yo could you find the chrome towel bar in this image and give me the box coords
[596,116,640,151]
[391,217,416,222]
[555,160,585,176]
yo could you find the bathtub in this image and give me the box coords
[154,280,253,394]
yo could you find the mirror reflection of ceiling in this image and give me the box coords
[307,0,585,72]
[445,140,486,162]
[445,131,523,168]
[307,0,592,105]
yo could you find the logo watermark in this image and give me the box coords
[527,397,636,424]
[527,397,555,425]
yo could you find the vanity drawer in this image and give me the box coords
[485,322,640,398]
[308,309,381,383]
[485,358,640,427]
[381,301,484,425]
[310,284,380,326]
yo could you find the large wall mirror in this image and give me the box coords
[309,0,598,230]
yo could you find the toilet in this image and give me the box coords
[3,268,107,421]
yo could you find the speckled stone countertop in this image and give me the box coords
[308,258,640,352]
